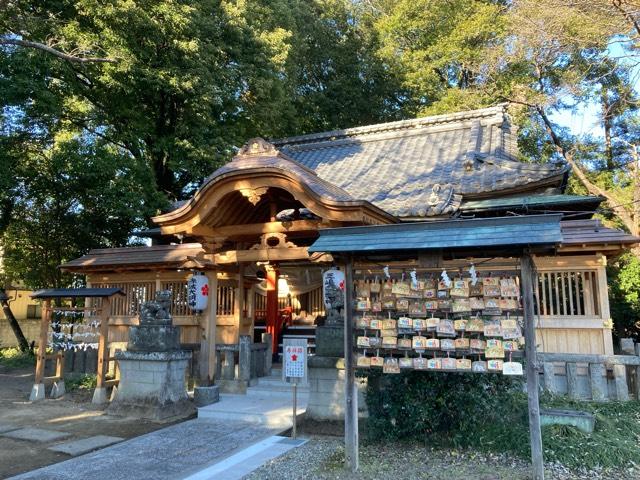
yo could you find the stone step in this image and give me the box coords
[197,392,307,428]
[251,378,309,394]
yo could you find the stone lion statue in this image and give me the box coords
[139,290,173,326]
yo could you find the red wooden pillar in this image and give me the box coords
[265,266,279,356]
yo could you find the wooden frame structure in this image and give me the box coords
[29,288,124,403]
[308,216,562,479]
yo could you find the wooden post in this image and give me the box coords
[521,253,544,480]
[200,270,218,385]
[50,351,66,398]
[343,255,358,472]
[596,256,614,355]
[92,296,111,404]
[266,266,279,356]
[29,299,51,401]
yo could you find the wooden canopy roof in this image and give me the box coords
[60,219,639,273]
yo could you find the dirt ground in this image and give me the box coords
[0,365,186,479]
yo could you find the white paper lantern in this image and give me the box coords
[187,274,209,311]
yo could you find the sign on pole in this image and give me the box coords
[283,338,308,382]
[283,338,307,440]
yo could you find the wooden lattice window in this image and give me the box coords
[161,281,193,316]
[92,282,156,316]
[536,271,599,317]
[217,286,235,316]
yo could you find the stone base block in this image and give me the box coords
[108,397,196,422]
[108,350,194,421]
[216,379,249,394]
[92,387,108,405]
[29,383,45,402]
[541,408,595,433]
[306,356,367,421]
[194,385,220,407]
[50,381,65,398]
[315,326,344,357]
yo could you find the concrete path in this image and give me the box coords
[10,374,308,480]
[10,418,279,480]
[181,436,308,480]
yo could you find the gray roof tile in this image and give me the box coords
[273,105,567,217]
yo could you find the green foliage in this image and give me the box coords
[66,374,97,392]
[364,372,640,470]
[2,0,639,291]
[0,347,35,368]
[608,253,640,341]
[362,370,523,445]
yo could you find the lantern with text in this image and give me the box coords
[187,274,209,311]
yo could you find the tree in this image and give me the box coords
[488,0,640,236]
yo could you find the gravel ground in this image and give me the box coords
[244,436,640,480]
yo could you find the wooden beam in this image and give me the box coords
[194,220,328,239]
[521,253,544,480]
[215,246,312,264]
[343,255,359,472]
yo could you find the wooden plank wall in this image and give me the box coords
[533,254,613,355]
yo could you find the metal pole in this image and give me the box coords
[292,381,297,439]
[343,255,359,472]
[521,253,545,480]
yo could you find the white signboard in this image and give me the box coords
[283,338,308,382]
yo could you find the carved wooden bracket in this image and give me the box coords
[240,187,269,206]
[250,232,297,250]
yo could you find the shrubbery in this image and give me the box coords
[0,347,35,368]
[361,370,640,469]
[362,370,524,445]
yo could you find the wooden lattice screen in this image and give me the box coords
[536,271,599,317]
[217,285,235,316]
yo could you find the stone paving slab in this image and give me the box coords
[0,423,20,434]
[182,436,308,480]
[9,419,278,480]
[48,435,124,456]
[2,428,71,443]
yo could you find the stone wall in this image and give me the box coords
[306,356,367,421]
[0,318,40,348]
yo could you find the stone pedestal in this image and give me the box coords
[306,356,367,421]
[315,326,344,357]
[128,325,181,352]
[108,351,195,421]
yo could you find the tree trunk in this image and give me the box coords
[0,291,31,352]
[534,105,638,235]
[601,91,614,170]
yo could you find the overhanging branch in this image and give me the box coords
[0,38,117,63]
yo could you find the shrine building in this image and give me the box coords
[62,105,639,399]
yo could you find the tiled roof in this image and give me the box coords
[60,243,205,271]
[560,219,640,247]
[273,105,568,217]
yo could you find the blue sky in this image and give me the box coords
[551,42,640,138]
